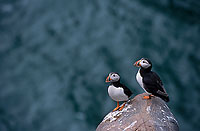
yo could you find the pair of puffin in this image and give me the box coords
[106,58,169,111]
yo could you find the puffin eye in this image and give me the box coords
[143,61,147,64]
[113,74,115,77]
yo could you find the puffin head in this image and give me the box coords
[105,72,120,83]
[134,58,152,69]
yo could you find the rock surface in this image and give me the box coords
[96,93,179,131]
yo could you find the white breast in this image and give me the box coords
[108,85,129,102]
[136,69,150,94]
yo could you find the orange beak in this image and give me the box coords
[134,60,141,67]
[105,76,112,82]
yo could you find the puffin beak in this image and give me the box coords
[134,60,141,67]
[105,76,112,83]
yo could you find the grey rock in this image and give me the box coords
[96,93,179,131]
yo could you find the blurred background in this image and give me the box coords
[0,0,200,131]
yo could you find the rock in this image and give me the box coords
[96,93,179,131]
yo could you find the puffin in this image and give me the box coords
[133,58,169,102]
[106,72,132,111]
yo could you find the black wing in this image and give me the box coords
[143,72,169,102]
[121,84,132,98]
[113,82,132,97]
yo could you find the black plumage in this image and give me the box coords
[106,72,133,111]
[134,58,169,102]
[111,81,132,98]
[140,69,169,102]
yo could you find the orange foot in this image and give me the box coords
[119,103,126,111]
[143,95,154,99]
[113,101,120,111]
[143,95,151,99]
[113,106,120,111]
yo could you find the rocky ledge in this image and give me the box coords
[96,93,179,131]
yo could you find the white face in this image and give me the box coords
[139,59,151,69]
[109,72,120,82]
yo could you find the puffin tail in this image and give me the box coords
[156,90,170,102]
[159,95,169,102]
[161,96,169,102]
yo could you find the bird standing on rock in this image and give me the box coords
[133,58,169,102]
[106,72,132,111]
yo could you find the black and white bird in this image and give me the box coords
[133,58,169,102]
[105,72,132,111]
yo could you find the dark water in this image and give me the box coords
[0,0,200,131]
